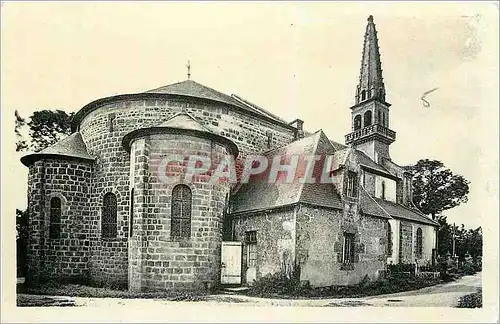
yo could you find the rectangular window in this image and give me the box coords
[108,113,116,132]
[245,231,257,268]
[342,233,355,264]
[346,171,358,197]
[266,131,273,149]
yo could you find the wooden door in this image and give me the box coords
[220,242,242,285]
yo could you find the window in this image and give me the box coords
[102,192,117,238]
[343,233,355,264]
[416,228,423,258]
[266,131,273,149]
[108,113,116,132]
[379,87,385,101]
[171,184,192,239]
[129,188,134,237]
[346,171,358,197]
[378,110,382,125]
[387,223,393,256]
[364,110,372,127]
[245,231,257,268]
[354,115,362,131]
[361,90,366,101]
[381,181,386,200]
[49,197,62,239]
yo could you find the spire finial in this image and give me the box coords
[186,60,191,80]
[367,15,374,22]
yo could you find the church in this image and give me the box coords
[21,15,438,291]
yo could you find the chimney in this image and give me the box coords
[289,119,304,139]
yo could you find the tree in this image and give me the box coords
[15,109,74,152]
[406,159,470,220]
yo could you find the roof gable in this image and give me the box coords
[230,131,343,214]
[156,112,216,134]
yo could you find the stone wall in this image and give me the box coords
[128,133,232,291]
[232,207,296,283]
[75,97,295,287]
[296,204,387,287]
[25,158,92,284]
[399,221,413,263]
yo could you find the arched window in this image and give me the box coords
[379,87,385,101]
[381,181,386,200]
[171,184,192,239]
[361,90,366,101]
[49,197,62,239]
[416,228,423,258]
[364,110,372,127]
[378,110,382,125]
[102,192,117,238]
[354,115,362,131]
[387,223,393,256]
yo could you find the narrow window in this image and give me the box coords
[382,112,386,126]
[361,90,366,101]
[354,115,362,131]
[346,171,358,198]
[378,110,382,125]
[342,233,355,264]
[171,184,192,239]
[364,110,372,127]
[379,87,385,101]
[381,181,386,200]
[416,228,423,258]
[108,113,116,132]
[49,197,62,239]
[129,188,134,237]
[245,231,257,268]
[387,223,393,256]
[266,131,273,149]
[102,192,117,239]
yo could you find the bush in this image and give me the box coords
[457,289,482,308]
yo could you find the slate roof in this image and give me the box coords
[330,147,393,177]
[21,132,94,166]
[231,131,343,214]
[359,187,392,219]
[156,112,216,133]
[373,197,439,226]
[121,112,238,156]
[146,80,287,125]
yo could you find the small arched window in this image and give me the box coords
[49,197,62,239]
[387,223,393,256]
[379,87,385,101]
[354,115,362,131]
[171,184,192,239]
[364,110,372,127]
[378,110,382,125]
[361,90,366,101]
[416,228,423,258]
[102,192,118,239]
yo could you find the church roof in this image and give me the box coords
[359,187,392,219]
[145,80,288,124]
[331,147,394,178]
[373,197,439,226]
[230,131,343,214]
[156,112,216,133]
[121,112,239,156]
[21,132,94,166]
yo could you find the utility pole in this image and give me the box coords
[452,222,456,257]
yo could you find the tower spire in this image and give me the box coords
[355,15,386,105]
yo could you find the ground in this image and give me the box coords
[17,272,481,307]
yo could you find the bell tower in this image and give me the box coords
[345,15,396,163]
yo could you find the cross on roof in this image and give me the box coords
[187,60,191,79]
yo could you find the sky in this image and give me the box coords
[1,2,498,231]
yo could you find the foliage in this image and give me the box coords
[15,109,73,152]
[406,159,470,220]
[246,271,442,299]
[457,289,482,308]
[435,215,483,260]
[16,209,28,277]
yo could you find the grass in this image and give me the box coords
[457,289,482,308]
[17,282,209,301]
